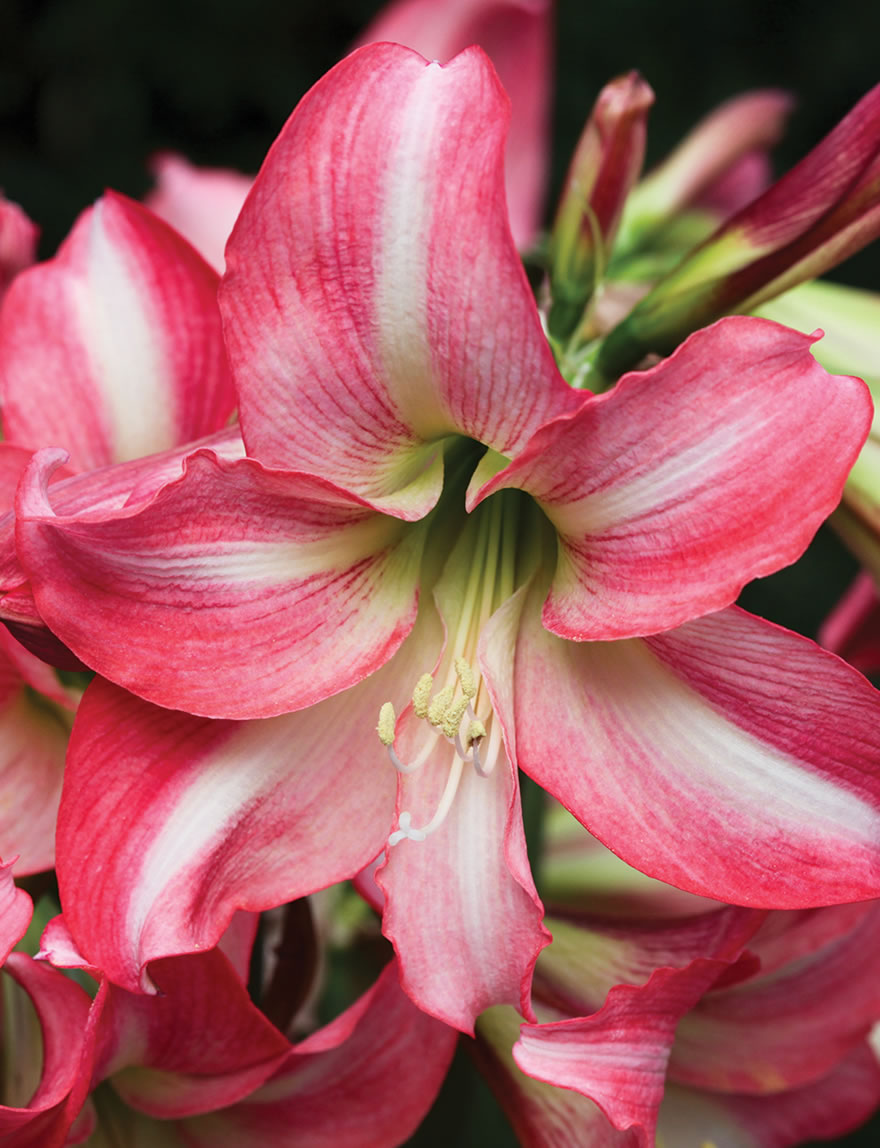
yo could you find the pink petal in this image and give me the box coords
[0,857,32,962]
[378,727,548,1033]
[356,0,552,249]
[146,152,253,273]
[0,953,98,1145]
[0,192,235,472]
[55,617,450,989]
[819,569,880,675]
[658,1048,880,1146]
[532,907,761,1019]
[483,588,880,907]
[478,318,870,639]
[474,1005,640,1147]
[16,445,424,718]
[514,959,740,1145]
[669,901,880,1093]
[94,948,291,1119]
[696,149,774,219]
[0,656,71,874]
[0,192,38,297]
[376,534,548,1033]
[180,961,457,1148]
[221,43,578,515]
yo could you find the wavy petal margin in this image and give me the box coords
[16,446,424,717]
[56,669,403,991]
[181,961,457,1148]
[478,318,871,640]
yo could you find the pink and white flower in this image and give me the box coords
[8,45,880,1037]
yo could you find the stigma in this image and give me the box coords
[376,657,494,845]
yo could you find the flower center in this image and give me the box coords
[377,655,494,844]
[375,480,535,845]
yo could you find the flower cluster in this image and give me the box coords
[2,0,880,1143]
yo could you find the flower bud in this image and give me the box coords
[598,83,880,380]
[548,72,653,340]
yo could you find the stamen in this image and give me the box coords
[376,702,396,746]
[427,684,454,728]
[440,695,469,740]
[466,719,486,744]
[454,657,477,699]
[411,673,434,719]
[380,657,498,845]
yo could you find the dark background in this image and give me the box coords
[1,1,878,1143]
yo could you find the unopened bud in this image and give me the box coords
[549,72,654,340]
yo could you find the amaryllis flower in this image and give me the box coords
[8,45,880,1035]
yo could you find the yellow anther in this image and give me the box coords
[411,673,434,719]
[427,684,454,727]
[454,657,477,700]
[441,696,470,740]
[466,719,486,745]
[377,702,397,746]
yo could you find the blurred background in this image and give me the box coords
[1,0,878,1143]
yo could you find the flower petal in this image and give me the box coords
[180,961,457,1148]
[94,948,291,1119]
[145,152,252,273]
[474,1004,639,1148]
[0,857,32,962]
[0,192,235,472]
[658,1049,880,1147]
[669,902,880,1093]
[16,446,424,717]
[0,192,38,297]
[0,667,71,875]
[55,665,405,991]
[478,318,870,639]
[378,731,548,1033]
[483,588,880,907]
[377,536,548,1033]
[514,959,739,1146]
[0,954,98,1145]
[220,43,578,514]
[356,0,552,249]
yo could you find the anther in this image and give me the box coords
[411,673,434,719]
[454,657,477,700]
[440,695,470,740]
[427,684,454,728]
[376,702,396,746]
[466,719,486,745]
